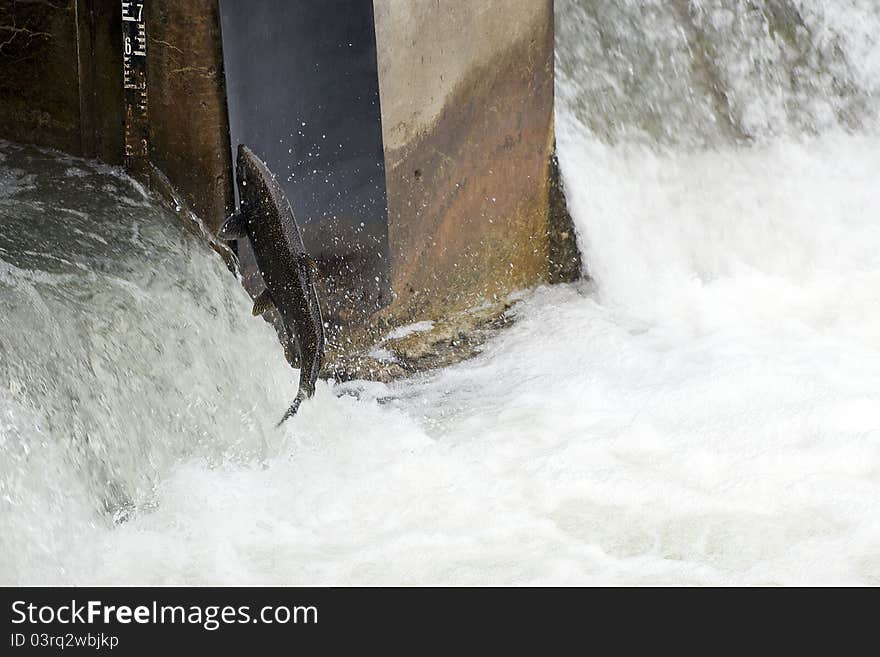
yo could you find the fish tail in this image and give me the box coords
[276,388,308,427]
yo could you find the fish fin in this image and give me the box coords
[218,212,247,240]
[252,289,274,316]
[299,253,319,275]
[276,389,308,427]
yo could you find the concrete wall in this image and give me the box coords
[375,2,550,155]
[146,0,233,233]
[0,0,122,162]
[0,0,232,232]
[374,0,571,323]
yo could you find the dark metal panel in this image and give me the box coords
[218,0,390,321]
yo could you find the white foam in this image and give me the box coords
[385,320,435,341]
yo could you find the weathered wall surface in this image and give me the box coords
[0,0,232,232]
[374,1,551,155]
[0,0,122,162]
[146,0,233,233]
[78,0,125,163]
[0,0,80,152]
[374,0,564,322]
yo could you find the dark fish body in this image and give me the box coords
[220,145,325,424]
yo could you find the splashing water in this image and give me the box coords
[2,0,880,585]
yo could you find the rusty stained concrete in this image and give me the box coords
[0,0,79,152]
[376,0,558,325]
[145,0,233,234]
[0,0,232,232]
[0,0,91,154]
[326,0,582,382]
[374,0,551,155]
[0,0,123,161]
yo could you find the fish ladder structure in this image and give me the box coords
[0,0,580,374]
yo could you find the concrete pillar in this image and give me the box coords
[373,0,563,323]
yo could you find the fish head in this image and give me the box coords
[235,144,273,217]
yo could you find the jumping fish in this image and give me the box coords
[219,145,325,424]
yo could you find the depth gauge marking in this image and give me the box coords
[122,1,148,171]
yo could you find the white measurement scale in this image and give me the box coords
[122,1,148,170]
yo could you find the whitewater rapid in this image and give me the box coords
[2,0,880,584]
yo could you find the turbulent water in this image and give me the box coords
[2,0,880,584]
